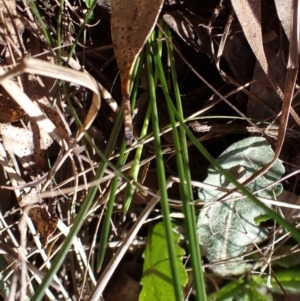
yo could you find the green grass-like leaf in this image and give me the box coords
[163,23,207,301]
[146,32,184,301]
[83,0,94,8]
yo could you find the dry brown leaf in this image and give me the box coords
[0,123,53,174]
[19,188,40,207]
[274,0,293,41]
[231,0,300,132]
[247,32,286,120]
[231,0,299,112]
[0,94,25,123]
[111,0,164,144]
[30,120,53,172]
[0,124,53,157]
[0,124,35,157]
[0,104,24,123]
[0,142,30,192]
[162,11,211,56]
[28,203,58,248]
[230,1,266,70]
[38,102,71,144]
[0,58,101,148]
[230,0,283,97]
[0,0,24,50]
[19,188,58,248]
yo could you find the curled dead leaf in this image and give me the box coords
[111,0,164,144]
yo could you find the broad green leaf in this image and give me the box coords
[234,276,273,301]
[207,279,245,301]
[208,276,273,301]
[197,137,285,276]
[139,222,188,301]
[270,267,300,294]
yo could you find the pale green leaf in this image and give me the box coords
[208,276,273,301]
[139,222,188,301]
[197,137,285,276]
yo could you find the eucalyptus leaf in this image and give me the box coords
[197,137,285,276]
